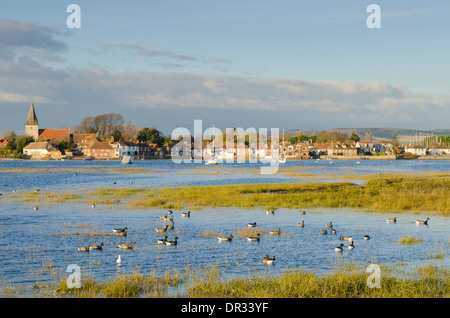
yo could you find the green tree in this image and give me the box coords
[136,127,165,146]
[57,140,69,154]
[110,129,123,142]
[15,136,35,154]
[350,132,360,142]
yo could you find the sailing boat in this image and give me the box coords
[121,154,132,165]
[205,124,217,165]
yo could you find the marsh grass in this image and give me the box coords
[52,267,183,298]
[5,261,450,298]
[185,263,450,298]
[232,227,267,238]
[53,222,115,238]
[54,229,115,238]
[3,173,449,215]
[199,229,224,238]
[8,191,82,203]
[398,235,424,245]
[155,173,450,214]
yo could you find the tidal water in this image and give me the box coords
[0,158,448,191]
[0,159,448,296]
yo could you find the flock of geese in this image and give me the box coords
[80,197,437,268]
[77,206,431,266]
[77,209,191,264]
[242,209,432,259]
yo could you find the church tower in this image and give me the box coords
[25,103,39,141]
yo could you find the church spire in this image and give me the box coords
[25,103,39,126]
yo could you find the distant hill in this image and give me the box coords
[286,128,450,141]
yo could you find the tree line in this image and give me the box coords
[73,113,168,147]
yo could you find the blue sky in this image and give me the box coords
[1,1,449,135]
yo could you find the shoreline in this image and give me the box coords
[1,155,450,161]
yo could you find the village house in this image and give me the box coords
[428,145,449,156]
[155,145,165,158]
[204,141,253,160]
[285,143,296,158]
[73,133,97,153]
[147,143,159,158]
[356,141,375,154]
[295,142,311,159]
[137,143,151,159]
[329,142,358,156]
[85,141,117,159]
[23,141,62,159]
[155,144,172,159]
[310,143,330,157]
[373,143,394,155]
[404,144,427,157]
[119,141,139,158]
[0,136,8,148]
[162,142,176,159]
[311,142,358,157]
[147,143,170,159]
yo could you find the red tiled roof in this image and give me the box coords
[313,143,330,149]
[39,129,70,142]
[87,142,113,150]
[0,136,8,146]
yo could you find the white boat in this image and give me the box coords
[205,123,218,165]
[121,154,132,165]
[205,157,217,165]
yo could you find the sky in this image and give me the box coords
[1,0,450,136]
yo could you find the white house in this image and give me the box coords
[404,145,427,156]
[428,145,449,156]
[23,142,56,157]
[356,141,375,154]
[119,141,139,157]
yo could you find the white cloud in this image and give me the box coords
[0,46,449,132]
